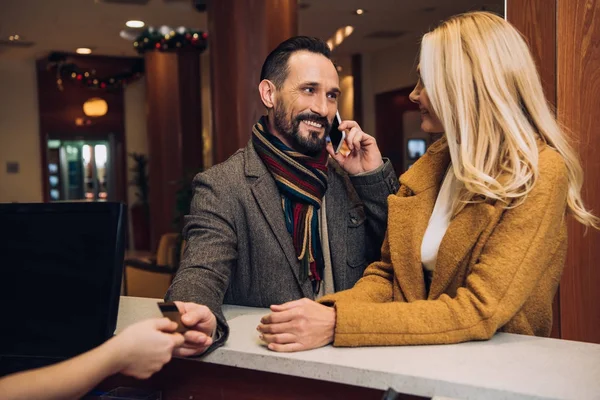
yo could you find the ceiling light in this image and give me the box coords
[9,34,20,41]
[76,48,92,54]
[326,25,355,51]
[126,20,145,28]
[334,30,344,46]
[355,9,365,15]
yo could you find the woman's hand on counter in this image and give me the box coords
[172,301,217,357]
[257,298,335,352]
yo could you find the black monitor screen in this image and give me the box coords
[0,202,125,373]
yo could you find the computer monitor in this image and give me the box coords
[0,202,126,376]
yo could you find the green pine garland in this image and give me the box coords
[48,52,144,92]
[134,27,208,54]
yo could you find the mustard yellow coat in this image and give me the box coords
[320,139,569,346]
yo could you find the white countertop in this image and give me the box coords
[116,296,600,400]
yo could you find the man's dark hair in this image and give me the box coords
[260,36,332,88]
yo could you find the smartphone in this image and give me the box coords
[157,302,187,333]
[328,111,346,154]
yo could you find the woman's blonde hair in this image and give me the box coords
[419,11,599,228]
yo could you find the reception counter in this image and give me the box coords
[103,296,600,400]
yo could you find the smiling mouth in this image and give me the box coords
[301,120,324,129]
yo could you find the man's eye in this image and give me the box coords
[303,87,314,93]
[327,93,338,100]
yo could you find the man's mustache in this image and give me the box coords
[294,112,331,132]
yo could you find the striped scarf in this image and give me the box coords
[252,116,328,293]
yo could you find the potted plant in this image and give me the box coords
[171,169,202,267]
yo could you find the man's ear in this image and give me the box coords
[259,79,276,109]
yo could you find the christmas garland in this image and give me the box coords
[134,27,208,54]
[46,27,206,92]
[47,52,144,92]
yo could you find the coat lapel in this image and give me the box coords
[387,190,435,301]
[387,139,451,301]
[245,141,313,298]
[428,201,495,299]
[325,164,347,291]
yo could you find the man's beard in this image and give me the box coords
[273,102,331,157]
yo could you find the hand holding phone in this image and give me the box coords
[326,119,383,175]
[328,111,346,154]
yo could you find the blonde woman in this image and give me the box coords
[257,11,599,352]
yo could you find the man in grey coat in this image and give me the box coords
[167,36,399,357]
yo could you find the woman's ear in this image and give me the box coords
[259,79,276,109]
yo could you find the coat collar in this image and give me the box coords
[244,140,313,296]
[244,140,267,178]
[388,138,496,301]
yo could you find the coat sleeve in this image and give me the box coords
[165,171,237,353]
[350,159,400,261]
[331,151,569,347]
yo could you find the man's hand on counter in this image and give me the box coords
[257,298,335,352]
[172,301,217,357]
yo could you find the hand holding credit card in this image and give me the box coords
[157,302,188,333]
[160,301,217,357]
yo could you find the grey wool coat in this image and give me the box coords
[166,140,399,350]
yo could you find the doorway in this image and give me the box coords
[375,86,437,176]
[45,135,118,202]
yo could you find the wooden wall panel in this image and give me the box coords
[265,0,298,53]
[507,0,557,103]
[506,0,561,339]
[557,0,600,344]
[98,358,426,400]
[509,0,600,344]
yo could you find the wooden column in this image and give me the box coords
[145,50,203,250]
[207,0,298,165]
[351,53,363,126]
[557,0,600,344]
[507,0,560,339]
